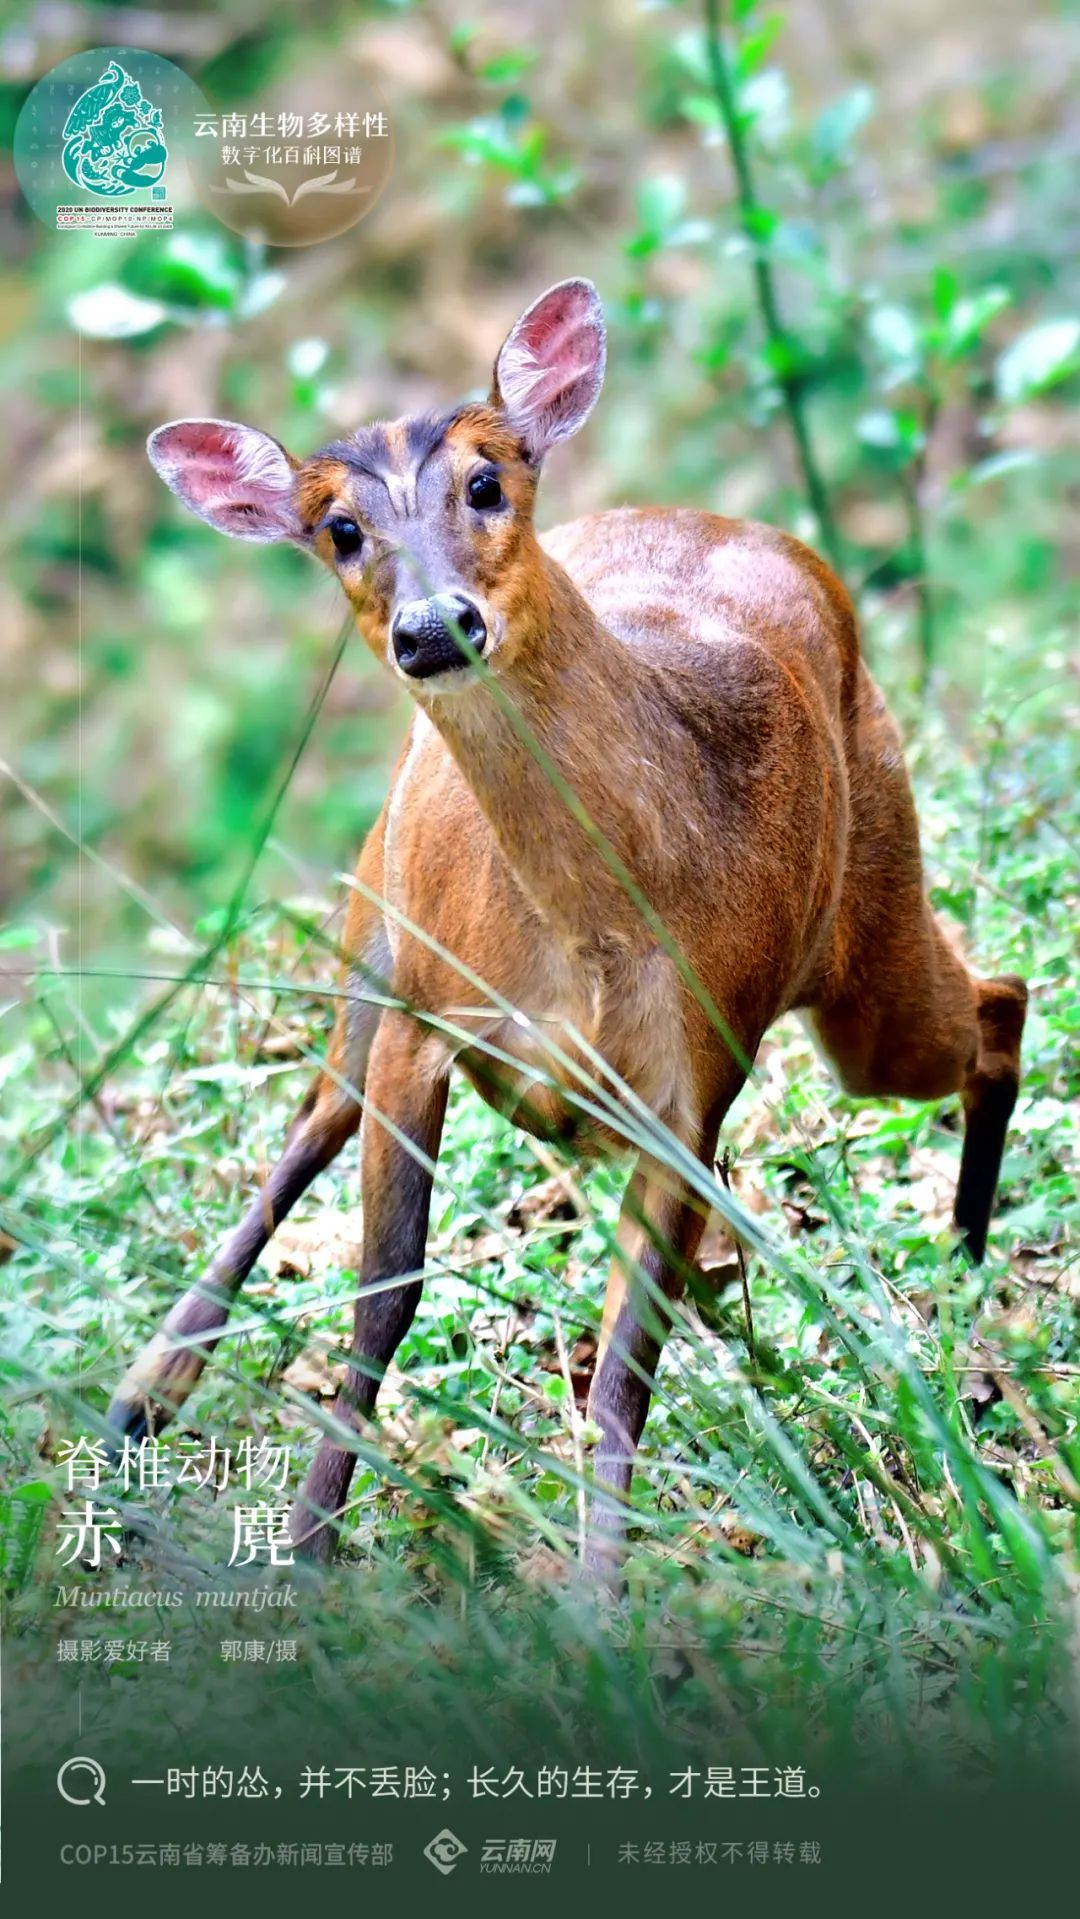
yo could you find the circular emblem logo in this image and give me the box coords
[61,57,168,199]
[13,46,205,235]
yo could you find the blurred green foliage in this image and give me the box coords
[2,0,1079,978]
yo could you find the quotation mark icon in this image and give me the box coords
[424,1828,467,1875]
[57,1756,107,1806]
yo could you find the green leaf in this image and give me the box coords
[478,51,537,85]
[931,265,959,320]
[856,409,923,456]
[867,302,922,373]
[0,925,40,951]
[960,449,1038,488]
[734,13,785,83]
[740,68,790,144]
[759,335,802,379]
[10,1479,51,1503]
[996,319,1080,403]
[672,30,711,86]
[147,231,243,310]
[810,85,874,174]
[182,1063,295,1088]
[940,286,1010,361]
[67,284,168,339]
[627,173,691,258]
[237,271,286,321]
[533,1471,564,1503]
[679,92,722,128]
[286,337,329,381]
[745,203,779,241]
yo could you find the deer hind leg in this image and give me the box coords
[585,1057,741,1581]
[954,974,1027,1262]
[810,924,1027,1265]
[585,1163,708,1581]
[105,855,391,1446]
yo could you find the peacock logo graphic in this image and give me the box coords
[61,59,167,199]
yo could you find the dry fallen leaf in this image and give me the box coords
[262,1206,364,1280]
[720,1514,764,1557]
[506,1172,581,1234]
[281,1348,344,1398]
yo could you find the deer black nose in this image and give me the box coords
[391,594,487,679]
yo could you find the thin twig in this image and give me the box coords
[553,1309,588,1563]
[702,0,843,575]
[718,1150,755,1366]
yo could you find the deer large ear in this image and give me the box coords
[147,418,307,543]
[491,278,606,463]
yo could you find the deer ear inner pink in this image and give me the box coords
[147,418,304,543]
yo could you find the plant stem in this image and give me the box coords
[719,1150,755,1367]
[703,0,844,576]
[902,389,939,695]
[901,465,935,695]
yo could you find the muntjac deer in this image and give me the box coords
[109,280,1027,1571]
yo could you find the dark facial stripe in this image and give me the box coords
[299,405,530,537]
[315,407,466,485]
[404,405,465,466]
[315,427,392,481]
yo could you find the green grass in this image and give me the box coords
[1,632,1077,1783]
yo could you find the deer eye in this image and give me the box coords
[328,516,363,557]
[468,470,503,510]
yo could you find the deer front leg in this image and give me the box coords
[105,1078,361,1445]
[105,820,390,1446]
[585,1149,713,1583]
[289,1009,449,1564]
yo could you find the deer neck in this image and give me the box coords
[425,549,677,950]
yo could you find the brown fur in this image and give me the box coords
[112,353,1027,1577]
